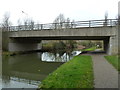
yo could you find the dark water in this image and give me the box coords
[2,50,81,88]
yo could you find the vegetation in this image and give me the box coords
[81,47,96,52]
[2,12,11,51]
[42,40,77,51]
[52,14,75,29]
[105,55,119,71]
[39,55,94,88]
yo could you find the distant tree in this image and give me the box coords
[17,19,22,30]
[71,20,76,28]
[103,12,108,26]
[2,12,11,31]
[113,14,120,26]
[65,18,71,28]
[52,14,65,29]
[29,19,34,30]
[2,12,12,51]
[23,18,34,30]
[66,40,76,49]
[116,15,120,25]
[23,18,28,30]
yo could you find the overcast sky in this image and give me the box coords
[0,0,119,25]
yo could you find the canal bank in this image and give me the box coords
[39,55,94,88]
[2,50,81,88]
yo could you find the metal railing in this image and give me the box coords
[8,19,118,31]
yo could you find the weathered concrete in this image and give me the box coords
[0,28,2,90]
[9,43,41,52]
[8,26,118,55]
[9,27,116,37]
[8,38,42,52]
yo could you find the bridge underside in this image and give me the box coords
[10,36,109,40]
[9,35,118,55]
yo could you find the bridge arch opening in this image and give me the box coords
[9,36,111,55]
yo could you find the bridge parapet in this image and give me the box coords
[9,19,117,31]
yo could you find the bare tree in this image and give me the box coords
[65,18,71,28]
[17,19,22,30]
[23,18,29,30]
[2,12,11,31]
[2,12,11,51]
[23,18,34,30]
[29,19,34,30]
[51,14,76,29]
[104,12,108,26]
[116,15,120,25]
[52,14,65,29]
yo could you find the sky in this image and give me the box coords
[0,0,119,25]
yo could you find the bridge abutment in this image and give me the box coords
[8,38,42,52]
[8,43,41,52]
[107,35,118,55]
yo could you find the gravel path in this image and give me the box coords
[91,54,118,88]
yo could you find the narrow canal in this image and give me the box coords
[2,50,81,88]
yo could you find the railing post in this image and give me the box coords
[60,22,63,29]
[41,24,43,30]
[89,21,91,27]
[71,22,73,28]
[55,23,57,29]
[110,19,112,26]
[37,24,39,30]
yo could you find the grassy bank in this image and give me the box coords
[2,51,13,56]
[105,55,119,71]
[39,55,94,88]
[81,47,96,52]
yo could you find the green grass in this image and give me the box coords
[105,55,119,71]
[39,55,94,88]
[82,47,96,51]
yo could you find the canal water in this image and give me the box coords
[2,50,81,88]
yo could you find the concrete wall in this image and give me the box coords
[118,25,120,55]
[9,43,41,52]
[104,26,118,55]
[9,27,116,37]
[0,28,2,79]
[9,38,42,52]
[0,28,2,51]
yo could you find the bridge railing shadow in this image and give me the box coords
[8,19,118,31]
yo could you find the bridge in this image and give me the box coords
[7,19,118,55]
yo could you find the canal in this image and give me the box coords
[2,50,81,88]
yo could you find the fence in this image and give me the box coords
[7,19,118,31]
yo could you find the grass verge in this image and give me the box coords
[39,55,94,88]
[105,55,119,71]
[81,47,96,52]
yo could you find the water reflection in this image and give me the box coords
[42,52,71,62]
[2,50,81,88]
[41,50,81,62]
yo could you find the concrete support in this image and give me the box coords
[108,35,118,55]
[8,43,41,52]
[8,38,42,52]
[0,28,2,83]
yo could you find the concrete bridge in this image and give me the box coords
[7,19,118,55]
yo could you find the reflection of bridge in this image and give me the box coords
[7,19,118,55]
